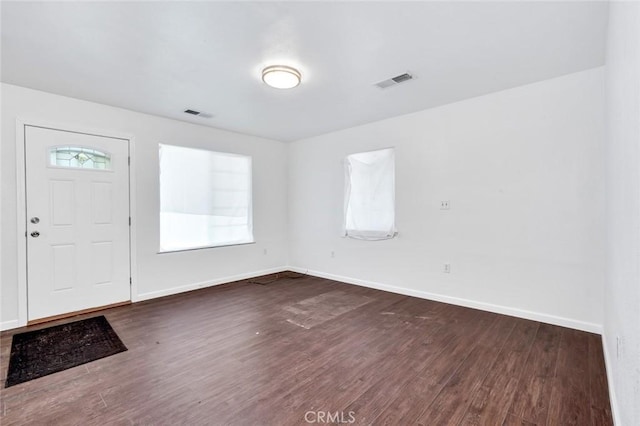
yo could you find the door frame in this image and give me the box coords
[15,117,138,327]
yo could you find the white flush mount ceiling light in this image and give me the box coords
[262,65,301,89]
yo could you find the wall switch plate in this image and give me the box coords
[443,263,451,273]
[440,200,450,210]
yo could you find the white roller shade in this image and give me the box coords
[159,144,253,251]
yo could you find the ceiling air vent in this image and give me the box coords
[375,72,414,89]
[183,109,213,118]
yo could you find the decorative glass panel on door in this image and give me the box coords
[49,147,112,170]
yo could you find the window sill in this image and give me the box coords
[158,241,256,254]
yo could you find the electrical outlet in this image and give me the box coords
[263,248,268,255]
[440,200,450,210]
[443,263,451,273]
[331,251,335,258]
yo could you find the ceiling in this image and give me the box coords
[1,1,608,142]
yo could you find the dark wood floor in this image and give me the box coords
[0,274,613,425]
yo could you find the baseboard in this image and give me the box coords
[135,266,289,302]
[288,266,603,334]
[601,333,621,425]
[2,267,288,331]
[0,319,20,332]
[3,265,603,336]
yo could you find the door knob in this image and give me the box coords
[30,217,40,224]
[30,231,40,238]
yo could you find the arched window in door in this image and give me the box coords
[49,146,112,170]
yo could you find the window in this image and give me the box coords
[159,144,253,252]
[50,147,111,170]
[344,148,396,240]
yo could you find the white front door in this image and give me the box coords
[25,125,131,321]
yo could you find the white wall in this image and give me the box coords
[289,68,606,332]
[1,69,608,335]
[604,2,640,425]
[1,83,289,329]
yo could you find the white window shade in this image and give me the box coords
[159,144,253,252]
[344,148,396,240]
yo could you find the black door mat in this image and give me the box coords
[4,315,127,387]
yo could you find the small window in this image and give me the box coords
[344,148,396,240]
[159,144,253,252]
[50,147,111,170]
